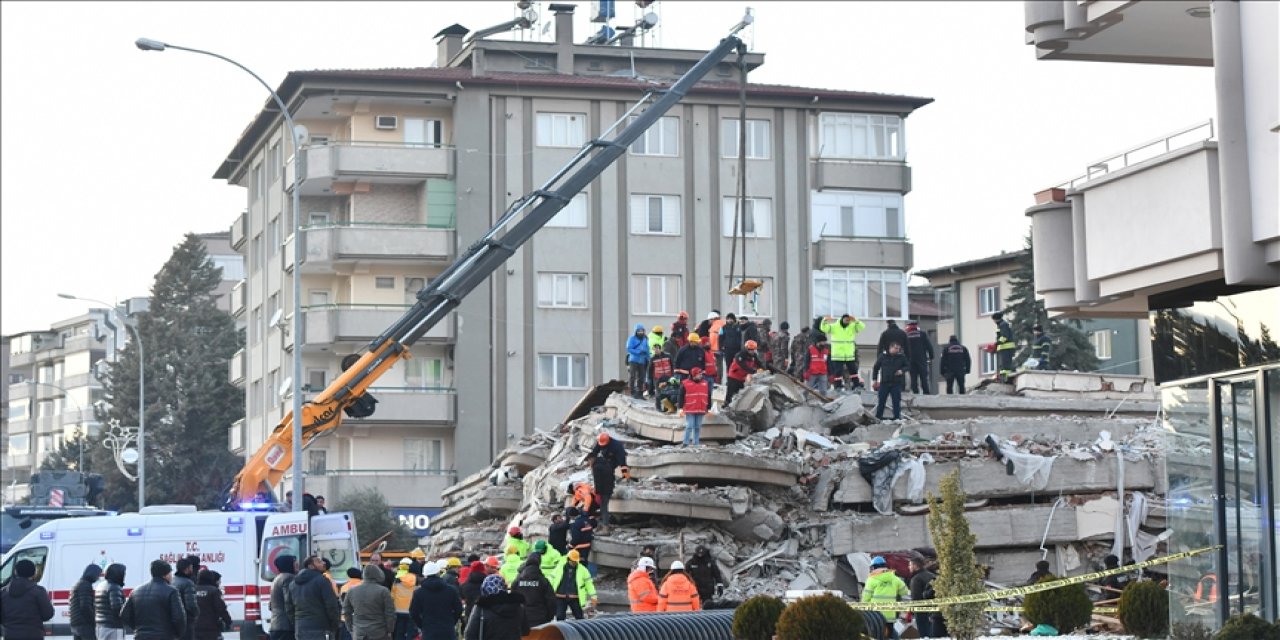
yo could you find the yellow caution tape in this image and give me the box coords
[848,546,1219,612]
[912,606,1118,614]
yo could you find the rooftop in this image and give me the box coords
[914,249,1028,279]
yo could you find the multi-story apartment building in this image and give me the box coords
[1024,0,1278,627]
[916,250,1154,391]
[214,4,931,509]
[1,336,12,502]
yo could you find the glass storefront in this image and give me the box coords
[1163,365,1279,628]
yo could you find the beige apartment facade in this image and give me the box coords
[215,4,931,508]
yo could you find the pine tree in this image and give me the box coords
[1006,232,1099,372]
[90,233,245,511]
[39,432,93,473]
[926,470,985,640]
[344,487,418,550]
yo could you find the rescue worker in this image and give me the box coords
[625,324,649,399]
[291,556,342,640]
[803,332,831,393]
[684,546,723,606]
[769,321,792,372]
[442,558,462,590]
[121,560,186,640]
[677,367,714,447]
[719,313,743,378]
[673,333,705,377]
[939,336,971,395]
[548,511,572,555]
[789,326,811,377]
[700,335,719,382]
[724,340,762,405]
[95,563,128,640]
[872,342,910,421]
[993,312,1016,382]
[551,550,597,621]
[512,553,556,628]
[904,320,934,394]
[654,376,682,414]
[501,527,529,560]
[705,311,727,383]
[1029,324,1052,370]
[389,559,416,640]
[647,324,666,359]
[649,344,673,395]
[534,541,562,581]
[821,314,867,392]
[627,557,659,612]
[584,432,629,533]
[656,561,701,612]
[1097,555,1128,593]
[757,318,774,364]
[568,510,596,574]
[193,570,233,640]
[409,562,462,640]
[269,555,298,640]
[343,564,395,640]
[69,563,103,640]
[463,575,529,640]
[498,546,522,586]
[862,556,909,640]
[669,311,691,352]
[878,319,908,356]
[570,482,600,520]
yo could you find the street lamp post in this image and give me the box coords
[57,294,145,508]
[136,38,305,512]
[30,380,89,472]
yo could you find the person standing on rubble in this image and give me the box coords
[698,311,726,383]
[584,432,630,534]
[673,333,705,378]
[862,556,909,639]
[1028,324,1052,370]
[878,319,908,355]
[627,557,660,612]
[804,332,832,393]
[657,561,702,612]
[677,367,714,447]
[684,546,723,606]
[650,343,673,396]
[669,311,691,353]
[789,326,811,377]
[758,319,775,364]
[904,321,934,395]
[568,510,596,576]
[625,324,650,399]
[548,511,573,555]
[769,321,792,372]
[647,324,666,359]
[992,312,1016,382]
[725,340,763,405]
[821,314,866,392]
[939,336,971,395]
[719,313,743,377]
[551,550,597,621]
[571,482,601,519]
[872,342,910,421]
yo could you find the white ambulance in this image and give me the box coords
[0,506,360,640]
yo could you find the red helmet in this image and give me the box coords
[508,526,521,537]
[597,432,611,445]
[691,367,704,376]
[745,340,758,350]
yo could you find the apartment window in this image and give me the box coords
[8,373,24,385]
[547,193,589,228]
[309,290,330,307]
[210,255,245,281]
[404,118,443,147]
[308,212,331,226]
[721,198,773,238]
[631,275,681,316]
[537,273,588,309]
[306,369,327,392]
[818,112,903,159]
[8,433,30,455]
[37,365,52,384]
[270,217,282,255]
[810,191,903,241]
[8,404,28,421]
[630,116,679,156]
[537,354,588,389]
[251,307,263,345]
[811,269,905,319]
[535,113,586,148]
[978,285,1001,316]
[268,143,281,184]
[629,195,681,235]
[723,277,774,317]
[404,438,443,471]
[1092,330,1113,360]
[721,119,772,159]
[404,358,444,388]
[401,277,425,305]
[307,450,327,474]
[375,276,395,289]
[980,346,997,375]
[267,294,279,326]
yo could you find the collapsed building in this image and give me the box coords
[425,370,1166,612]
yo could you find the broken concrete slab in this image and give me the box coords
[775,404,829,431]
[431,485,522,531]
[811,468,842,512]
[628,449,803,487]
[494,444,550,474]
[1013,371,1156,398]
[723,507,786,542]
[820,395,878,433]
[905,394,1160,420]
[606,394,737,443]
[590,534,712,570]
[831,457,1159,505]
[852,417,1152,446]
[607,486,735,522]
[826,505,1082,555]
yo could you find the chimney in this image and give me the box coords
[434,24,469,67]
[550,3,576,73]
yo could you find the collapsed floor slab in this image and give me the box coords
[851,416,1153,446]
[904,394,1160,420]
[606,395,739,443]
[607,485,738,522]
[629,449,803,487]
[431,485,522,531]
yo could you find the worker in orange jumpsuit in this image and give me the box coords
[657,561,701,612]
[627,557,659,612]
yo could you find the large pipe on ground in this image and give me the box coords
[527,610,736,640]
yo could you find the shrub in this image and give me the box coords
[774,594,865,640]
[732,594,787,640]
[1169,620,1213,640]
[1213,613,1280,640]
[1022,575,1093,633]
[1118,580,1170,638]
[926,470,986,640]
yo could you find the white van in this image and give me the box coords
[0,508,360,640]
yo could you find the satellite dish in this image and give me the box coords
[642,11,659,28]
[293,124,310,145]
[121,448,140,465]
[270,309,284,328]
[278,377,293,399]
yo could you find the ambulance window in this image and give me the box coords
[260,535,305,582]
[0,546,49,587]
[315,538,356,584]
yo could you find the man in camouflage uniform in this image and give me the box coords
[788,326,811,377]
[768,322,793,373]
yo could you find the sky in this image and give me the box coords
[0,1,1218,335]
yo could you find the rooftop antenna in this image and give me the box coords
[467,1,537,42]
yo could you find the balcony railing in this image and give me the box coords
[287,141,455,189]
[231,280,246,317]
[811,158,912,193]
[230,348,247,385]
[813,236,913,271]
[231,211,248,250]
[361,386,456,423]
[302,305,456,345]
[285,223,455,273]
[1055,119,1215,190]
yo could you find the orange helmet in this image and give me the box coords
[745,340,758,350]
[597,432,611,445]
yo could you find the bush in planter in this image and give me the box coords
[1118,579,1170,638]
[1022,575,1093,633]
[732,594,786,640]
[1213,613,1280,640]
[774,594,865,640]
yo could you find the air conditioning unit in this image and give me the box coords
[375,115,398,130]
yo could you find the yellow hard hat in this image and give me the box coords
[567,549,581,562]
[446,557,462,568]
[652,325,664,333]
[409,548,426,560]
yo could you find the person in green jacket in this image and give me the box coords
[862,556,909,639]
[820,314,866,392]
[499,546,523,586]
[549,550,597,620]
[502,526,530,560]
[534,541,562,581]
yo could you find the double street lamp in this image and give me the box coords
[57,294,145,508]
[136,38,305,512]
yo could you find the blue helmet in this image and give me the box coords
[871,556,887,567]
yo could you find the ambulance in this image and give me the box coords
[0,505,360,640]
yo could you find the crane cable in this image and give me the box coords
[727,46,761,302]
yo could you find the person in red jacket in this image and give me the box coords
[804,332,831,393]
[669,311,690,353]
[724,340,762,405]
[677,368,714,447]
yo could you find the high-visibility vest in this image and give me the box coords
[1194,574,1217,603]
[681,378,711,415]
[821,319,865,362]
[652,357,673,380]
[709,320,726,351]
[807,345,829,376]
[703,349,718,377]
[627,569,659,612]
[657,573,701,612]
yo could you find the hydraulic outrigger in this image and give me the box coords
[224,12,756,510]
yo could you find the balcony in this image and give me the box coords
[287,142,455,196]
[360,387,456,424]
[304,469,457,509]
[285,224,455,274]
[231,280,246,317]
[811,158,912,193]
[230,348,247,385]
[302,305,456,346]
[1024,0,1213,67]
[228,418,245,454]
[813,236,913,271]
[6,452,33,471]
[58,408,98,428]
[231,211,248,250]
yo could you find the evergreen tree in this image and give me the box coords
[39,432,93,473]
[90,233,244,511]
[344,486,418,550]
[1005,232,1099,372]
[926,470,985,640]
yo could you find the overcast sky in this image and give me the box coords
[0,1,1217,334]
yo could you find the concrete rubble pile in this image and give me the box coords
[426,370,1167,609]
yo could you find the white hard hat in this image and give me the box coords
[637,557,655,570]
[423,561,441,576]
[670,560,685,571]
[399,558,412,565]
[707,312,719,320]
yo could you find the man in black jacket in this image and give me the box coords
[95,563,128,640]
[173,557,200,640]
[121,560,186,640]
[291,556,342,640]
[464,575,529,640]
[939,336,971,395]
[719,313,742,370]
[584,432,629,533]
[872,342,910,420]
[410,562,462,640]
[1,559,55,640]
[907,555,938,638]
[877,319,908,355]
[511,553,556,627]
[548,511,573,555]
[684,546,724,605]
[69,563,103,640]
[904,321,934,395]
[270,555,298,640]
